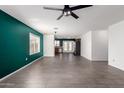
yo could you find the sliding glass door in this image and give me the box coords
[63,41,75,53]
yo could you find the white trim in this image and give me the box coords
[81,56,92,61]
[81,55,92,61]
[0,56,44,82]
[81,55,108,61]
[108,63,124,71]
[92,59,108,61]
[44,55,55,57]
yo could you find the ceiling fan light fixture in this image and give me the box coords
[64,12,67,16]
[64,11,71,16]
[67,11,71,15]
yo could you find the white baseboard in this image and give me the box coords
[81,55,92,61]
[44,55,54,57]
[81,55,108,61]
[108,63,124,71]
[92,59,108,61]
[0,56,44,82]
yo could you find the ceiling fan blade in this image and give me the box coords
[43,7,63,11]
[57,14,63,20]
[70,5,93,11]
[71,12,79,19]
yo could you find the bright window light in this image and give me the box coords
[63,41,75,52]
[55,40,60,47]
[29,33,40,55]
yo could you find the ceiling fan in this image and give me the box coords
[43,5,93,20]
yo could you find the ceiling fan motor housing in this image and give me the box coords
[43,5,93,20]
[63,9,72,16]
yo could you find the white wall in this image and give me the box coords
[92,31,108,61]
[81,31,92,60]
[81,31,108,61]
[109,21,124,70]
[44,34,55,57]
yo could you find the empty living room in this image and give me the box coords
[0,0,124,92]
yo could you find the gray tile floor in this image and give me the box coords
[1,53,124,88]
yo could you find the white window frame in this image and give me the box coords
[29,33,40,55]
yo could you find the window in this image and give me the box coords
[63,41,68,51]
[30,33,40,55]
[63,41,75,52]
[55,40,60,47]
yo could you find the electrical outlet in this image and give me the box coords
[26,58,28,61]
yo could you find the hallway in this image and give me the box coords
[1,54,124,88]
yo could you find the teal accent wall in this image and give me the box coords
[0,10,43,79]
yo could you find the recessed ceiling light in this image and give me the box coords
[54,27,58,30]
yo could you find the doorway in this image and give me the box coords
[54,39,81,56]
[63,41,75,53]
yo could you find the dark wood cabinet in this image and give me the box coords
[55,46,63,55]
[74,39,81,56]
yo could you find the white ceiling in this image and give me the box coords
[1,5,124,38]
